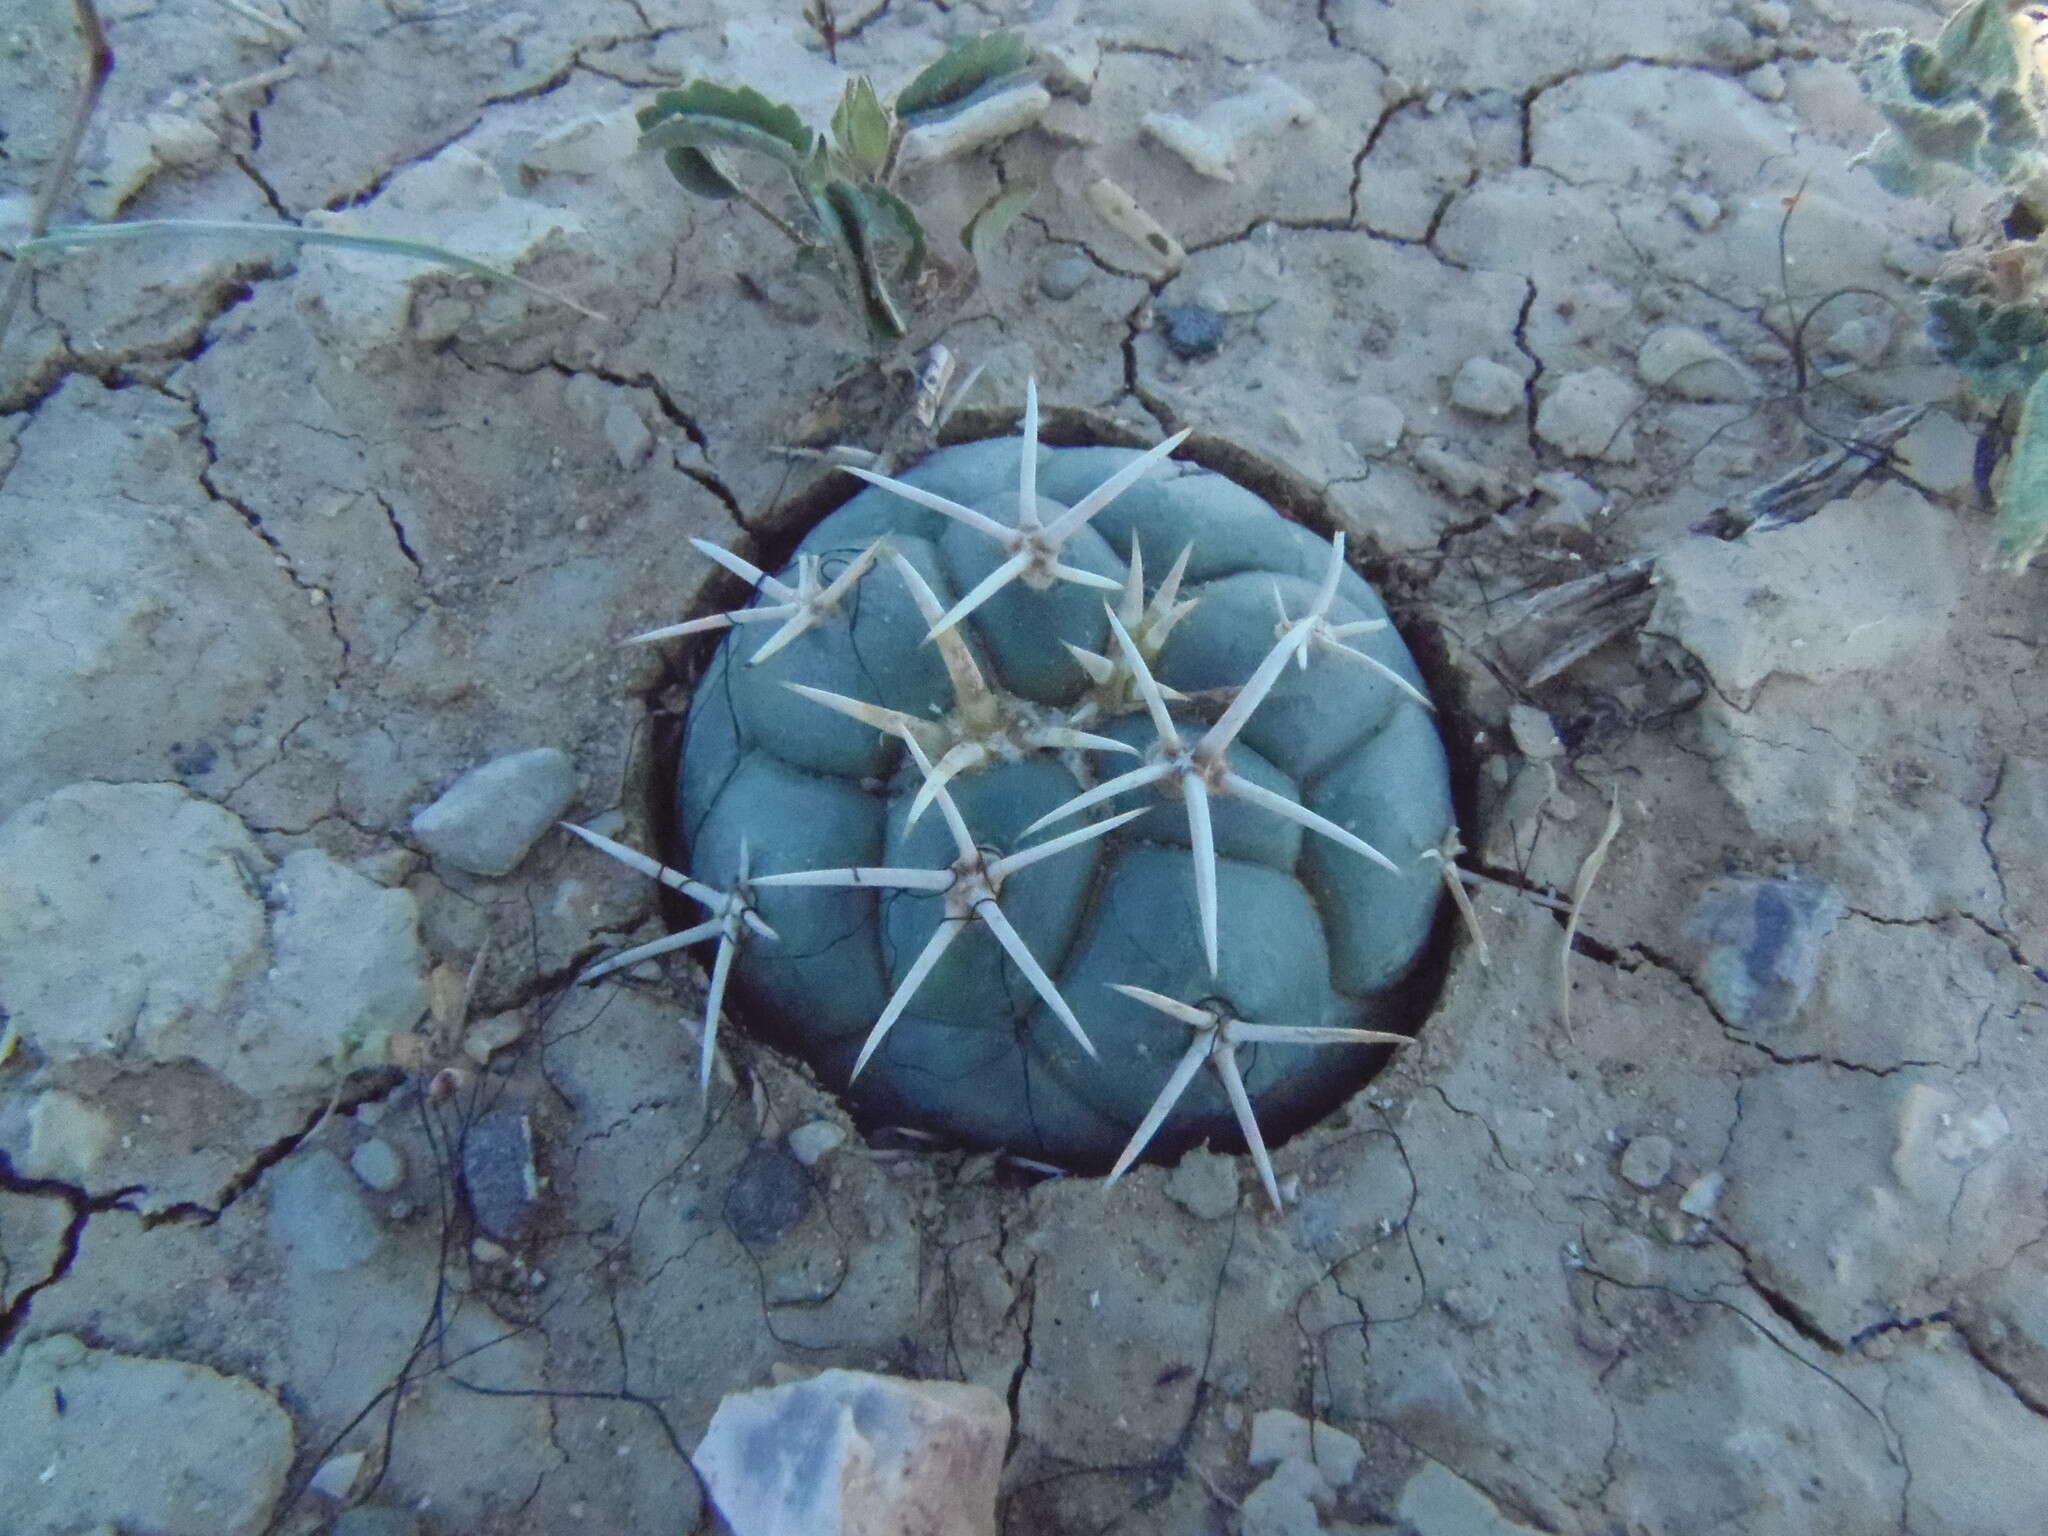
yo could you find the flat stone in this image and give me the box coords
[1535,368,1638,461]
[1398,1461,1547,1536]
[1636,325,1755,402]
[350,1137,406,1193]
[24,1089,117,1182]
[461,1104,542,1241]
[1239,1457,1328,1536]
[1619,1134,1674,1190]
[692,1370,1008,1536]
[1894,409,1976,495]
[1248,1407,1363,1486]
[0,1335,293,1536]
[268,1148,384,1273]
[244,848,430,1090]
[1683,876,1843,1031]
[602,400,654,471]
[411,747,576,877]
[1344,394,1405,455]
[309,1451,366,1500]
[463,1009,527,1065]
[0,782,268,1066]
[1449,356,1524,419]
[1039,253,1094,300]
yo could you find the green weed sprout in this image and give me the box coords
[1856,0,2048,568]
[636,33,1035,340]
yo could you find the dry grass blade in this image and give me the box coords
[1559,787,1623,1041]
[0,0,112,355]
[18,219,609,322]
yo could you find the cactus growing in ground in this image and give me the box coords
[576,385,1455,1199]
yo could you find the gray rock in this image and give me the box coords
[1344,393,1405,455]
[350,1137,406,1193]
[1398,1460,1548,1535]
[0,782,268,1068]
[1636,325,1755,402]
[1619,1134,1674,1190]
[461,1105,542,1241]
[1449,356,1524,419]
[411,747,576,877]
[1743,63,1787,102]
[602,400,653,471]
[1248,1407,1363,1486]
[786,1119,847,1167]
[723,1143,812,1248]
[1238,1457,1328,1536]
[0,1335,293,1536]
[1157,303,1225,359]
[268,1149,384,1273]
[1684,876,1844,1030]
[1039,253,1094,300]
[245,848,430,1090]
[1535,368,1638,461]
[692,1370,1008,1536]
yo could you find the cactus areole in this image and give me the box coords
[669,394,1454,1175]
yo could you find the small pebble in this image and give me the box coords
[723,1144,811,1248]
[1619,1134,1674,1191]
[1678,1168,1725,1219]
[350,1138,405,1194]
[1508,703,1564,762]
[412,748,576,878]
[1157,303,1225,360]
[268,1150,383,1273]
[1449,356,1524,419]
[1743,63,1787,103]
[1745,1,1791,35]
[309,1451,365,1501]
[464,1009,527,1066]
[1039,253,1094,300]
[787,1120,848,1167]
[461,1105,542,1241]
[1671,189,1722,231]
[1345,394,1405,455]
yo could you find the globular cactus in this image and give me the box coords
[587,385,1455,1199]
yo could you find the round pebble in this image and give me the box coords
[1619,1134,1675,1190]
[1157,303,1225,360]
[350,1137,405,1193]
[1038,253,1093,300]
[1449,356,1524,419]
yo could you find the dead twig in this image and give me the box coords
[0,0,112,356]
[1558,787,1622,1042]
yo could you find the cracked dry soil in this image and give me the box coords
[3,1,2047,1533]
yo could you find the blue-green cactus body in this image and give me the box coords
[674,436,1452,1167]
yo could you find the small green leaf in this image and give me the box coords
[1930,0,2022,95]
[661,146,744,199]
[638,81,814,157]
[637,83,816,196]
[894,33,1032,123]
[965,183,1036,269]
[830,75,893,180]
[861,183,926,285]
[810,181,909,339]
[1998,367,2048,571]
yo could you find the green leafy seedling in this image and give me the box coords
[636,33,1035,339]
[1854,1,2048,569]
